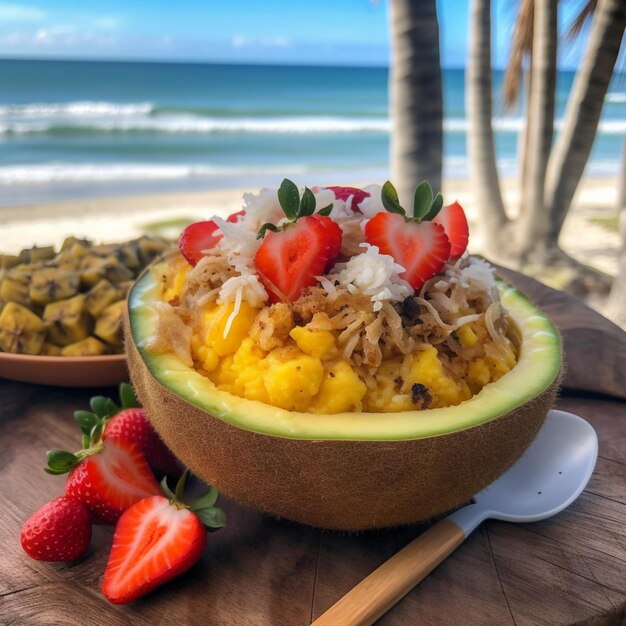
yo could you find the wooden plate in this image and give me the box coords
[0,352,128,387]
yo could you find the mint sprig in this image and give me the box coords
[257,178,334,239]
[381,180,444,222]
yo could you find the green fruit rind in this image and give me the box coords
[128,271,561,442]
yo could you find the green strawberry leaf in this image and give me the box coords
[119,383,139,409]
[90,395,119,419]
[422,192,444,221]
[190,487,219,511]
[90,422,103,444]
[74,410,100,436]
[257,222,280,240]
[195,506,227,530]
[160,475,177,502]
[82,434,90,449]
[413,181,434,220]
[44,449,78,475]
[299,187,316,217]
[277,178,300,221]
[317,204,333,217]
[381,181,405,215]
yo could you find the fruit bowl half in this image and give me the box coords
[125,271,562,531]
[0,352,127,387]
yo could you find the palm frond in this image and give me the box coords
[503,0,535,109]
[566,0,597,41]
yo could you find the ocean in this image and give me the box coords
[0,59,624,207]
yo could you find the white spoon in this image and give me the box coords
[312,409,598,626]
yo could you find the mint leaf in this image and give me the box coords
[381,181,405,215]
[413,181,434,220]
[277,178,300,221]
[299,187,316,217]
[423,193,444,221]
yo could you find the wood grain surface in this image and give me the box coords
[1,275,625,626]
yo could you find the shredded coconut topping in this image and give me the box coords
[241,187,284,229]
[358,184,384,218]
[320,243,412,311]
[213,216,261,267]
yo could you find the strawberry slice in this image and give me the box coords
[64,438,160,524]
[103,407,183,479]
[102,495,206,604]
[432,201,469,260]
[21,496,92,562]
[364,213,451,290]
[179,210,245,267]
[311,214,342,269]
[254,215,330,302]
[326,186,370,210]
[102,472,226,604]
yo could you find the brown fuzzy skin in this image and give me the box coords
[125,316,561,531]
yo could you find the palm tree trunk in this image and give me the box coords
[389,0,443,205]
[545,0,626,240]
[467,0,508,257]
[516,0,557,262]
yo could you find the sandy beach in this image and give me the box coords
[0,176,621,328]
[1,177,620,274]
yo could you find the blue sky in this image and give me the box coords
[0,0,592,68]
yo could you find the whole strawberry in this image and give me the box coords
[21,496,92,562]
[102,471,226,604]
[75,383,182,478]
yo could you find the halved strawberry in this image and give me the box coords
[21,496,92,562]
[432,201,469,260]
[62,438,161,524]
[254,216,330,302]
[311,214,342,269]
[102,472,226,604]
[179,210,245,267]
[103,407,183,479]
[326,186,370,211]
[364,213,451,290]
[76,384,183,479]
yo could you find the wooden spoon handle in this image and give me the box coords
[311,519,465,626]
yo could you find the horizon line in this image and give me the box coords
[0,55,591,73]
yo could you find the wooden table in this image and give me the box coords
[1,274,625,626]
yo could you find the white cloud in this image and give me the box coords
[91,15,123,31]
[231,34,291,49]
[0,3,45,21]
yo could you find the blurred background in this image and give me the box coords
[0,0,624,323]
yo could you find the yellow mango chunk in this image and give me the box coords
[204,301,258,356]
[162,260,190,303]
[230,338,270,403]
[457,324,478,348]
[289,325,337,359]
[263,347,324,411]
[402,347,464,408]
[310,360,367,414]
[467,358,491,393]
